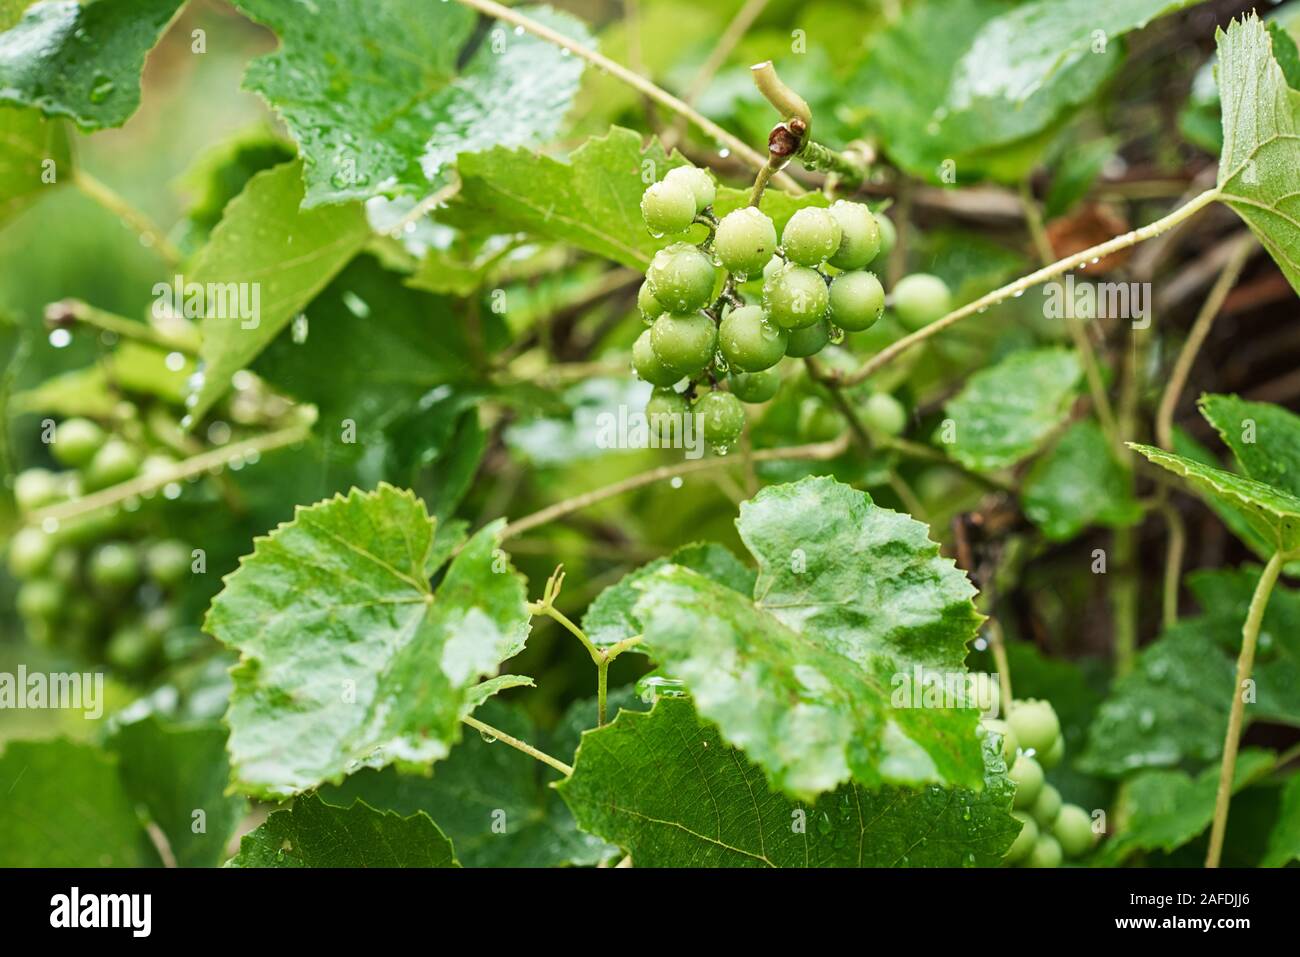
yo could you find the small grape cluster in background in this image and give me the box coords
[633,164,954,452]
[8,415,193,677]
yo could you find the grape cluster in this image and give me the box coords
[8,414,192,677]
[979,693,1098,866]
[633,165,952,451]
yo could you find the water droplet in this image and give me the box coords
[636,674,687,703]
[669,476,683,489]
[816,813,832,835]
[48,328,72,348]
[165,351,186,371]
[342,291,370,318]
[163,482,183,500]
[479,728,498,744]
[292,314,309,343]
[41,517,59,534]
[88,74,114,104]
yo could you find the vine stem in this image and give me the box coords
[500,434,849,539]
[452,0,798,192]
[73,169,182,267]
[832,187,1223,387]
[1154,233,1255,450]
[1205,550,1286,868]
[24,424,312,527]
[461,715,573,776]
[45,299,200,355]
[1160,500,1186,630]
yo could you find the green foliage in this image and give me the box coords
[1021,420,1142,541]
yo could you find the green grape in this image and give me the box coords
[637,281,664,321]
[146,540,192,587]
[664,165,716,211]
[982,718,1019,765]
[1054,804,1095,858]
[14,468,61,512]
[761,254,784,282]
[640,179,697,235]
[1028,834,1063,868]
[17,578,65,622]
[765,263,829,330]
[8,527,55,579]
[1008,699,1061,755]
[893,273,953,331]
[828,270,885,331]
[784,318,831,357]
[1032,783,1062,827]
[1009,754,1044,809]
[798,398,843,442]
[107,624,160,675]
[1040,733,1065,769]
[633,329,683,386]
[646,243,716,312]
[861,392,907,436]
[718,304,787,372]
[650,312,717,376]
[729,368,781,403]
[827,201,882,270]
[85,438,141,491]
[646,389,691,443]
[781,207,841,266]
[141,604,176,639]
[52,417,106,467]
[970,672,1000,717]
[89,541,141,590]
[714,207,778,278]
[868,214,896,271]
[696,391,745,449]
[48,547,80,585]
[1004,811,1038,865]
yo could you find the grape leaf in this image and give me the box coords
[187,160,370,420]
[320,698,617,868]
[228,793,458,867]
[0,105,70,227]
[173,127,296,250]
[0,738,159,867]
[1021,419,1142,541]
[581,541,755,648]
[1199,393,1300,498]
[0,0,184,130]
[557,697,1018,867]
[109,716,247,868]
[206,484,531,798]
[1215,14,1300,295]
[1129,443,1300,553]
[1263,773,1300,867]
[937,348,1083,472]
[233,1,589,208]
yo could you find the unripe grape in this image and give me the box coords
[893,273,952,331]
[765,263,829,330]
[646,388,691,421]
[1004,811,1038,865]
[647,243,716,312]
[798,398,843,442]
[637,281,664,321]
[8,527,55,579]
[861,392,907,436]
[1028,834,1062,868]
[784,318,830,358]
[53,417,106,467]
[640,179,696,235]
[729,368,781,403]
[828,271,885,331]
[868,214,896,271]
[664,165,715,211]
[1054,804,1095,858]
[17,578,65,622]
[146,539,192,587]
[696,391,745,449]
[1008,698,1061,755]
[781,207,841,266]
[49,547,79,585]
[107,624,160,675]
[719,305,787,372]
[1040,733,1065,769]
[1009,754,1044,809]
[982,718,1019,765]
[14,468,61,511]
[761,255,783,282]
[1032,783,1062,827]
[85,438,141,491]
[827,201,882,270]
[89,541,141,590]
[650,312,717,376]
[633,329,683,387]
[715,208,778,279]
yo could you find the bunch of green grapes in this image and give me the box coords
[633,163,953,451]
[980,693,1100,866]
[7,414,193,677]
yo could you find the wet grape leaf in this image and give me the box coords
[1021,419,1142,541]
[1199,393,1300,498]
[558,697,1018,867]
[234,1,588,208]
[1215,14,1300,295]
[1263,773,1300,867]
[0,0,184,130]
[0,106,70,227]
[229,793,458,867]
[938,348,1082,472]
[206,484,530,798]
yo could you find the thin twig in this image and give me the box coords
[73,169,182,267]
[461,715,573,776]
